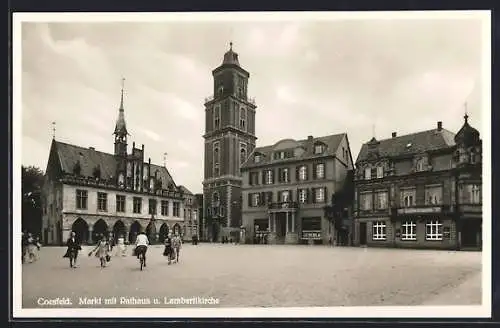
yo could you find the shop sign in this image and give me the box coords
[301,230,322,240]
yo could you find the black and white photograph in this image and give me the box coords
[13,11,491,318]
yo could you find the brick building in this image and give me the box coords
[240,134,354,245]
[41,84,189,245]
[353,115,482,250]
[202,43,257,242]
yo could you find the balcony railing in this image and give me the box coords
[268,201,299,210]
[458,204,482,213]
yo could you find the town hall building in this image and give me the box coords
[41,83,193,245]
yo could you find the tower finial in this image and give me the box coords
[372,124,376,139]
[163,152,167,167]
[52,121,56,140]
[120,77,125,110]
[229,41,233,51]
[464,102,469,122]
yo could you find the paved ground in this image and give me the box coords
[21,244,482,308]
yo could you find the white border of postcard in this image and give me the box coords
[12,10,492,318]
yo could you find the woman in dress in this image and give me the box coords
[163,233,174,265]
[26,233,38,263]
[89,235,111,268]
[117,234,127,257]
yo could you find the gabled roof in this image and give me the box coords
[241,133,346,169]
[356,129,456,164]
[51,140,177,188]
[178,185,193,195]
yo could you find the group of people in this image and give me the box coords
[63,230,183,269]
[21,231,41,264]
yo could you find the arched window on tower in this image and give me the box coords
[240,144,247,166]
[213,142,220,176]
[470,148,476,164]
[213,106,221,130]
[239,108,246,130]
[118,173,125,188]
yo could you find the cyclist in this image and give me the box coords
[135,230,149,267]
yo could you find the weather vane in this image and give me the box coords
[52,121,56,139]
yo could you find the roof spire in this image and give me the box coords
[372,124,376,139]
[163,152,167,167]
[229,41,233,51]
[120,77,125,111]
[52,121,56,140]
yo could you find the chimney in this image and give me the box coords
[307,135,314,150]
[89,147,95,150]
[148,158,151,165]
[133,141,135,149]
[391,132,397,138]
[142,144,144,151]
[437,121,442,131]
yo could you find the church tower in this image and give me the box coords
[202,43,257,241]
[113,78,129,188]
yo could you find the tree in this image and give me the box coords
[21,165,44,236]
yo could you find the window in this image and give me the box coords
[315,187,325,203]
[299,165,307,181]
[401,189,416,207]
[265,170,273,184]
[372,221,386,240]
[416,159,424,172]
[375,191,388,210]
[401,221,416,240]
[280,168,289,182]
[425,186,443,205]
[149,199,157,215]
[315,163,325,179]
[314,144,324,154]
[213,106,220,130]
[281,191,290,202]
[342,147,345,159]
[255,154,261,163]
[217,85,224,97]
[161,200,169,216]
[298,189,307,203]
[470,150,477,164]
[213,142,220,176]
[364,167,371,180]
[252,193,260,207]
[360,192,372,211]
[426,220,443,240]
[76,189,88,210]
[240,145,247,165]
[213,191,219,204]
[376,166,384,179]
[239,108,246,130]
[133,197,142,214]
[249,172,259,185]
[97,192,107,211]
[173,202,180,217]
[116,195,126,212]
[463,184,481,204]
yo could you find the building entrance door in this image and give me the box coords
[461,219,481,248]
[359,222,367,246]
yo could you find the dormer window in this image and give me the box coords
[376,166,384,179]
[254,154,261,163]
[73,161,82,176]
[314,144,325,154]
[364,167,371,180]
[406,143,412,149]
[416,159,424,172]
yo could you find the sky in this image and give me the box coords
[20,13,486,194]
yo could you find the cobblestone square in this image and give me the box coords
[22,244,482,308]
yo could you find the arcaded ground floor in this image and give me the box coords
[43,214,189,246]
[21,244,482,308]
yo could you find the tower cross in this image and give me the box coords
[52,121,56,139]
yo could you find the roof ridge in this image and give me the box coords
[55,141,113,157]
[373,128,456,143]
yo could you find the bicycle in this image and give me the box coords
[138,252,144,271]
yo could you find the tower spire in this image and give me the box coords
[120,77,125,111]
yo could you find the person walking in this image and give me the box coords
[89,235,111,268]
[172,234,182,263]
[117,234,127,257]
[63,231,81,268]
[21,231,28,264]
[163,233,174,265]
[26,233,38,263]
